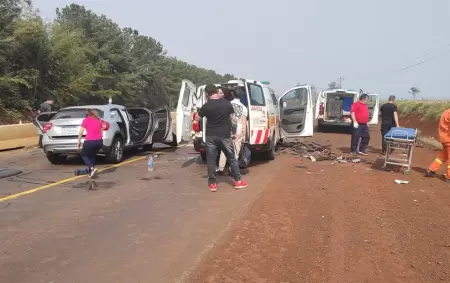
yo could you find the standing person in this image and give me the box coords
[196,84,248,192]
[38,97,54,114]
[379,95,400,154]
[77,109,104,178]
[38,97,55,148]
[350,93,370,155]
[217,90,248,174]
[425,108,450,182]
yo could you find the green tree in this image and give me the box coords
[328,81,338,89]
[409,87,420,100]
[0,1,236,123]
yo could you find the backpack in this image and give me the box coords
[238,143,251,169]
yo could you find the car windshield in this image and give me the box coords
[53,109,104,120]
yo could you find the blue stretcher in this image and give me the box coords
[382,127,417,174]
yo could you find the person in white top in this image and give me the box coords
[218,89,248,173]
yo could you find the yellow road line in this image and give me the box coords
[0,146,184,203]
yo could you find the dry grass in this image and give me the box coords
[396,100,450,122]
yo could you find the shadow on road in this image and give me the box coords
[412,166,427,174]
[72,180,117,190]
[315,126,352,135]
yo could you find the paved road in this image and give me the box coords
[192,128,450,283]
[3,126,450,283]
[0,144,282,283]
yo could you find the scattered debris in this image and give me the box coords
[279,141,370,165]
[395,180,409,184]
[295,165,307,169]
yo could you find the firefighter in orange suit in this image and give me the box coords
[425,108,450,182]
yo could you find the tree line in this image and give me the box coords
[0,0,235,123]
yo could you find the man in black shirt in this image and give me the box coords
[379,95,400,154]
[196,84,248,192]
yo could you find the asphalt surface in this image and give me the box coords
[0,143,282,283]
[2,127,450,283]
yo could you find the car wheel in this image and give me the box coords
[264,138,276,160]
[106,137,124,164]
[200,151,207,163]
[46,153,67,164]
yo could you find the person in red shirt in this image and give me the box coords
[77,109,104,178]
[350,94,370,155]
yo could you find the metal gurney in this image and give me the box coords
[382,127,417,174]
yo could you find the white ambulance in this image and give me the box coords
[175,79,314,162]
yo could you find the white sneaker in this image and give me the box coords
[88,168,97,178]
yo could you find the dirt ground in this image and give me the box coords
[191,126,450,283]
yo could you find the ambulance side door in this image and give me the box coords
[176,79,196,144]
[368,93,380,125]
[278,85,314,139]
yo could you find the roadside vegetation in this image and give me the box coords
[396,100,450,121]
[0,0,235,124]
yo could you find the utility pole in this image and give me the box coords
[337,76,344,88]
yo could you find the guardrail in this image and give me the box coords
[0,112,178,151]
[0,123,38,151]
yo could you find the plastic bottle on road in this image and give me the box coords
[148,155,154,172]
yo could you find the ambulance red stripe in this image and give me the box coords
[262,129,270,144]
[255,130,263,144]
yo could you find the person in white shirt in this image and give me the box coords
[217,89,248,174]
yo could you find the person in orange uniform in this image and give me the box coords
[425,108,450,182]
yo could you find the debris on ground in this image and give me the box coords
[395,180,409,184]
[278,141,364,163]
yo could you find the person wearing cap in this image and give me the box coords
[379,95,400,154]
[350,93,370,155]
[425,108,450,183]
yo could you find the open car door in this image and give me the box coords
[367,93,380,125]
[126,107,153,144]
[278,85,314,139]
[176,79,196,144]
[152,106,171,142]
[34,112,57,134]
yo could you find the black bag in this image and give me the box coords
[238,143,251,169]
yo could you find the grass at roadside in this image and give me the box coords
[396,100,450,121]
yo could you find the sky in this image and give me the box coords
[33,0,450,100]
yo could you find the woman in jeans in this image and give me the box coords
[77,109,104,177]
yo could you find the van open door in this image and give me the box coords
[315,91,325,120]
[367,93,380,125]
[176,79,196,144]
[278,85,314,138]
[34,112,57,134]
